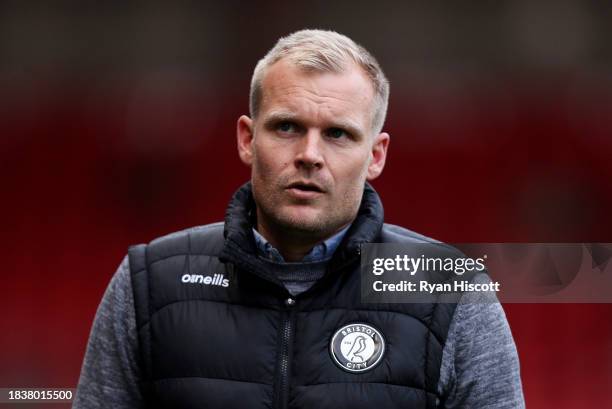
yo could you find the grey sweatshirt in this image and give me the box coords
[73,257,525,408]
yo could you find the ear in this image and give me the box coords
[366,132,390,180]
[237,115,255,166]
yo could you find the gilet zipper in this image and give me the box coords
[275,297,296,409]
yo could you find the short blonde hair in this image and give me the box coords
[250,29,390,135]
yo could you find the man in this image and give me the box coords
[74,30,524,408]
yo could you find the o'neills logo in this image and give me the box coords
[330,323,385,373]
[181,274,229,288]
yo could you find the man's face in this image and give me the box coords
[237,59,389,239]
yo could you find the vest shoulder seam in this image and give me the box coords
[148,222,224,246]
[129,251,221,278]
[148,252,222,267]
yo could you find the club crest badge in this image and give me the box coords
[330,323,385,373]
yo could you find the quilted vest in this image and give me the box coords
[128,183,462,409]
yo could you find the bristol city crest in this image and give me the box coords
[330,323,385,373]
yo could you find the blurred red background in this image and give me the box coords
[1,2,611,407]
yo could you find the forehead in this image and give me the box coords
[258,59,375,132]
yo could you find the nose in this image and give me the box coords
[294,130,324,170]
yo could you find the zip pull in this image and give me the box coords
[284,297,296,307]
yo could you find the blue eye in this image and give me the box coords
[328,128,347,139]
[277,122,296,133]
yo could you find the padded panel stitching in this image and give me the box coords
[294,381,438,397]
[147,253,221,266]
[152,375,272,386]
[139,298,445,347]
[145,298,279,327]
[296,307,444,346]
[141,302,445,347]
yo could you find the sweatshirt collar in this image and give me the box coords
[252,224,350,263]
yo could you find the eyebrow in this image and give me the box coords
[263,110,365,139]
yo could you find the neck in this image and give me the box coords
[255,212,348,262]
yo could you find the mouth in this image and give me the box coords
[285,181,326,200]
[286,181,325,193]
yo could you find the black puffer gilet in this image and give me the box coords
[129,183,461,409]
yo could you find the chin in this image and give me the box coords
[282,216,325,233]
[275,210,330,234]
